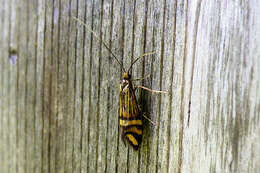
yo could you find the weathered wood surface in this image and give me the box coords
[0,0,259,173]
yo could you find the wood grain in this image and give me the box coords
[0,0,259,173]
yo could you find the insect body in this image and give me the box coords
[74,17,165,150]
[119,72,142,150]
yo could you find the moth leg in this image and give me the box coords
[142,113,157,126]
[137,105,156,126]
[136,85,168,94]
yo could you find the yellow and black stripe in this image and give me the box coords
[119,72,143,150]
[120,117,143,150]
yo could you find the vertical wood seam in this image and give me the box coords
[0,0,6,169]
[140,0,149,172]
[7,0,11,168]
[40,1,46,170]
[178,0,189,172]
[15,2,21,172]
[104,1,115,171]
[95,0,104,172]
[79,1,87,172]
[141,0,148,86]
[155,0,167,172]
[187,0,202,127]
[7,0,12,172]
[24,0,30,171]
[54,0,62,172]
[47,1,56,172]
[146,1,155,172]
[41,0,47,172]
[86,0,94,171]
[166,1,177,173]
[0,0,5,169]
[64,0,72,172]
[72,0,79,171]
[33,1,39,172]
[149,0,155,96]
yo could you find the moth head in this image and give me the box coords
[123,72,131,80]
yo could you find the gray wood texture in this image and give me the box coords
[0,0,259,172]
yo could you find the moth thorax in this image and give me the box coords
[123,72,131,80]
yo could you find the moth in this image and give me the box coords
[119,68,143,149]
[74,17,166,150]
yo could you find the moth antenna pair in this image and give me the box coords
[73,17,155,74]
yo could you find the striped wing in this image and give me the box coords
[119,82,143,150]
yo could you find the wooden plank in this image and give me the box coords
[6,1,12,173]
[0,0,260,172]
[146,0,165,172]
[181,0,260,172]
[16,1,27,172]
[13,1,21,172]
[6,1,11,171]
[34,0,45,172]
[80,0,93,172]
[105,0,122,172]
[87,0,102,172]
[49,0,59,173]
[24,1,38,172]
[8,0,19,173]
[54,0,69,173]
[0,1,10,172]
[168,0,187,172]
[96,0,112,172]
[73,0,84,172]
[65,0,76,172]
[41,0,53,172]
[156,0,177,173]
[0,0,3,169]
[139,1,156,172]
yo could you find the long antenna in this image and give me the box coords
[73,17,126,72]
[127,51,156,74]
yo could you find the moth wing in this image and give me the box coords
[119,83,143,150]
